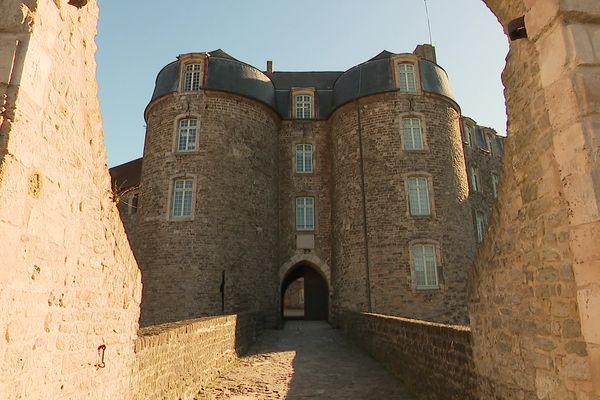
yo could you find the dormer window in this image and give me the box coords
[183,63,202,91]
[398,63,417,93]
[294,94,313,119]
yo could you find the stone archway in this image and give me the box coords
[279,255,331,321]
[471,1,600,399]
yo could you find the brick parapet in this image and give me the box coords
[341,310,477,400]
[132,312,262,400]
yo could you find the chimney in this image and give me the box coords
[266,60,273,74]
[413,44,437,63]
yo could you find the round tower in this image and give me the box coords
[137,51,280,326]
[329,51,475,323]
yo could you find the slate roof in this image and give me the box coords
[109,157,143,190]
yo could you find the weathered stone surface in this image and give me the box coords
[0,1,141,399]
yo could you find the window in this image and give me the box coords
[475,127,487,151]
[177,118,198,152]
[407,177,431,216]
[403,118,424,150]
[476,211,486,243]
[491,173,499,199]
[470,165,481,193]
[463,124,473,146]
[295,94,313,119]
[486,135,495,156]
[411,244,438,289]
[398,63,417,93]
[183,63,202,91]
[171,178,194,218]
[295,144,313,173]
[130,193,139,215]
[295,197,314,231]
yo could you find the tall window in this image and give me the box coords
[295,197,315,231]
[403,118,424,150]
[486,135,495,155]
[398,63,417,93]
[407,177,431,216]
[463,124,473,146]
[476,211,486,243]
[177,118,198,152]
[491,173,499,199]
[470,165,481,193]
[130,193,139,215]
[411,244,438,289]
[295,95,313,119]
[295,144,313,173]
[184,63,202,91]
[171,178,194,218]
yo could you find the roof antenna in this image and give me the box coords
[423,0,433,45]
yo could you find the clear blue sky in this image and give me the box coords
[97,0,508,167]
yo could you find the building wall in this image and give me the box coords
[277,120,333,290]
[331,92,475,323]
[471,0,600,398]
[137,90,280,327]
[0,1,142,399]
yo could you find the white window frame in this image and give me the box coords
[470,165,481,193]
[407,177,431,216]
[183,63,202,91]
[397,63,417,93]
[176,118,198,152]
[295,196,315,231]
[170,178,195,219]
[476,211,486,243]
[295,144,314,173]
[403,118,424,150]
[411,244,439,290]
[295,94,313,119]
[492,173,499,199]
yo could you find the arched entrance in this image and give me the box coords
[281,263,329,320]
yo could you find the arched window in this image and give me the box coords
[183,63,202,91]
[411,244,439,289]
[397,63,417,93]
[475,211,487,243]
[177,118,198,152]
[403,117,424,150]
[407,176,431,216]
[295,94,313,119]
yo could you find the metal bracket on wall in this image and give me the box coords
[508,16,527,41]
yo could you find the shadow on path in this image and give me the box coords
[197,321,415,399]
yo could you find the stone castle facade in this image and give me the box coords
[110,45,503,327]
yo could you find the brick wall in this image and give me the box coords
[341,311,477,400]
[132,313,262,400]
[0,1,142,399]
[470,1,600,399]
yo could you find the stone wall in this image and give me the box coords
[330,92,475,324]
[138,90,280,327]
[132,313,262,400]
[470,0,600,398]
[341,311,477,400]
[0,1,142,399]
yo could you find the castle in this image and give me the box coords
[110,44,503,327]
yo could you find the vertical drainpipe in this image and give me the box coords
[355,68,373,313]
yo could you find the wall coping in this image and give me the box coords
[346,310,471,333]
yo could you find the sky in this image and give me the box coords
[97,0,509,167]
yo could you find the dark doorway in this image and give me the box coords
[282,264,328,320]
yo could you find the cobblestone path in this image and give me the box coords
[196,321,415,400]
